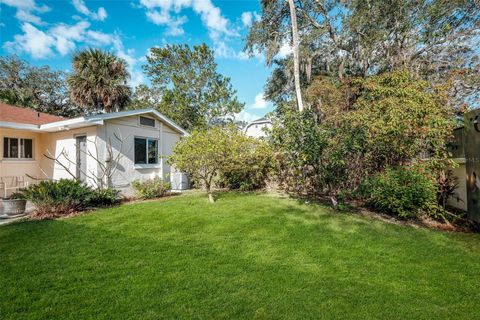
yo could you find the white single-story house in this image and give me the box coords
[0,103,188,197]
[244,117,272,139]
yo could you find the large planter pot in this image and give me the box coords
[0,199,27,217]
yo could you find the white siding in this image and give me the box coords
[0,113,185,196]
[245,122,272,138]
[41,126,99,186]
[102,115,183,194]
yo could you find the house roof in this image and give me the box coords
[244,117,272,130]
[248,117,272,125]
[0,106,189,136]
[243,117,272,135]
[0,103,64,125]
[83,109,189,136]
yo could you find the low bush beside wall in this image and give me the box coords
[359,167,438,219]
[131,178,171,199]
[15,179,121,218]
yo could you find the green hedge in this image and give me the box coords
[360,167,437,219]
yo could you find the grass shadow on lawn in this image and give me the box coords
[1,192,479,319]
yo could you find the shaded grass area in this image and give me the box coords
[1,192,479,319]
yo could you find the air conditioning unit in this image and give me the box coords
[171,172,190,191]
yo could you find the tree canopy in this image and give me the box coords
[139,44,244,131]
[0,56,79,117]
[169,126,273,202]
[271,70,455,196]
[247,0,480,111]
[67,48,132,113]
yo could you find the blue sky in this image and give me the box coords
[0,0,281,122]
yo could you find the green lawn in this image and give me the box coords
[1,192,479,319]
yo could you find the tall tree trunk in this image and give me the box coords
[287,0,304,112]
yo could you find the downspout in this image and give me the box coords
[160,121,164,180]
[104,121,109,189]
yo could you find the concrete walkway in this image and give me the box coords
[0,214,28,226]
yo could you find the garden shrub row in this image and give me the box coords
[15,179,120,218]
[15,176,175,218]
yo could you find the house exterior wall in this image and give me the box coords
[1,113,185,197]
[40,126,99,186]
[100,116,183,195]
[162,125,181,181]
[245,121,272,138]
[0,128,46,195]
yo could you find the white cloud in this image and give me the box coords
[1,0,49,25]
[4,3,143,87]
[191,0,231,38]
[72,0,108,21]
[50,21,90,55]
[235,110,258,123]
[146,10,187,36]
[0,0,49,11]
[139,0,253,62]
[241,11,260,28]
[214,41,249,60]
[249,93,270,109]
[213,41,265,62]
[241,12,253,27]
[115,46,145,87]
[235,92,271,123]
[15,10,44,25]
[4,21,94,58]
[277,41,292,58]
[85,30,115,45]
[139,0,235,39]
[5,21,127,62]
[4,23,55,58]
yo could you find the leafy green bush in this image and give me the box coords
[88,188,121,206]
[218,140,274,191]
[15,180,121,217]
[271,71,453,199]
[360,167,437,219]
[169,126,275,201]
[15,179,94,217]
[131,178,171,199]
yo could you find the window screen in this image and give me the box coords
[139,116,155,127]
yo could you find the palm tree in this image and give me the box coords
[287,0,304,112]
[67,48,132,113]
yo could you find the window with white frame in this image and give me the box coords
[3,137,33,159]
[134,137,158,164]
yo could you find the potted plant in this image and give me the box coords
[0,193,27,218]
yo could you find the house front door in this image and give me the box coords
[76,135,87,182]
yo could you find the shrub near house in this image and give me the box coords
[169,126,274,202]
[15,179,120,218]
[131,178,171,199]
[359,167,438,219]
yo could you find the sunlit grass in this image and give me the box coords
[1,192,479,319]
